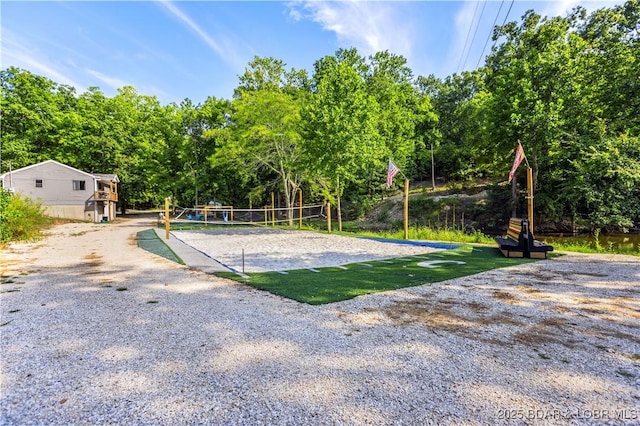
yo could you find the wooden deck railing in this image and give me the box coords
[95,190,118,202]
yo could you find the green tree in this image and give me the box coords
[366,51,432,185]
[212,57,308,223]
[302,48,384,227]
[0,67,68,168]
[416,71,490,181]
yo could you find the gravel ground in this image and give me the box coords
[1,217,639,425]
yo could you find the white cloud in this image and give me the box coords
[159,0,224,56]
[538,0,621,18]
[84,69,130,90]
[448,1,480,74]
[287,0,414,59]
[158,0,248,69]
[1,29,84,89]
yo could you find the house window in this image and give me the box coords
[35,179,43,188]
[73,180,86,191]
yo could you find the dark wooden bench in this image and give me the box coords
[496,217,554,258]
[495,218,528,258]
[525,228,554,259]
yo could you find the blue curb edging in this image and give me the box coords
[359,237,460,250]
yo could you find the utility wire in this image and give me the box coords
[479,0,515,70]
[456,0,481,73]
[462,0,487,71]
[494,0,515,47]
[476,0,505,69]
[500,0,515,27]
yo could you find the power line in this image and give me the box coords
[501,0,515,27]
[477,0,516,70]
[457,0,481,73]
[476,0,505,69]
[462,0,488,71]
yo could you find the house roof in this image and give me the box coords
[93,173,120,183]
[0,160,119,183]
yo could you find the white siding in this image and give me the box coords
[44,205,97,222]
[5,161,95,206]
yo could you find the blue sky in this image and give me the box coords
[1,1,622,105]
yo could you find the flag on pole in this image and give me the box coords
[508,143,526,183]
[387,160,400,189]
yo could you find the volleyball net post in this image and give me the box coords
[298,188,303,230]
[164,197,170,239]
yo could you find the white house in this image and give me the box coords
[0,160,119,223]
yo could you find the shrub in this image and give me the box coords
[0,190,53,243]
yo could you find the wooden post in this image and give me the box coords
[326,201,332,233]
[271,192,275,226]
[249,200,253,224]
[298,188,303,230]
[336,176,342,232]
[511,177,518,218]
[264,205,268,226]
[164,197,170,240]
[527,166,534,235]
[403,178,409,240]
[452,203,456,230]
[431,143,436,191]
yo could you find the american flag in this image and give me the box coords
[386,160,400,189]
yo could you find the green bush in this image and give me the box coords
[0,190,53,243]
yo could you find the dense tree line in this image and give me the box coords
[1,1,638,232]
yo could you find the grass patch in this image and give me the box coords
[215,245,539,305]
[137,229,184,264]
[368,227,495,245]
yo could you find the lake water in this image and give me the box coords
[538,233,640,253]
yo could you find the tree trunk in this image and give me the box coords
[283,179,294,227]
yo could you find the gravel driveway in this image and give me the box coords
[1,217,639,425]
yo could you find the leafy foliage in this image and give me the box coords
[1,1,638,233]
[0,190,53,243]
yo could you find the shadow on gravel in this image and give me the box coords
[1,242,639,425]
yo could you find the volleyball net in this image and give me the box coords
[168,203,326,226]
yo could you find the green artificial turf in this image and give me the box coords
[215,245,545,304]
[137,229,185,264]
